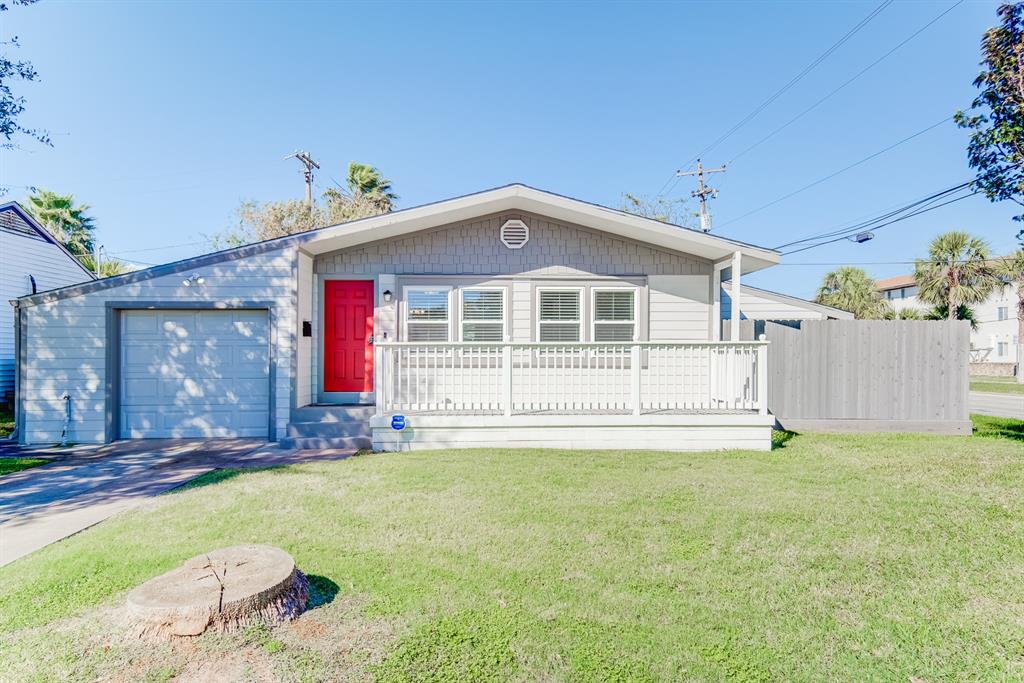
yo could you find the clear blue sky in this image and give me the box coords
[2,0,1019,297]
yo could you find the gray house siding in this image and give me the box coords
[307,211,714,404]
[314,211,712,277]
[18,246,297,444]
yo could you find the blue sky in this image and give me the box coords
[2,0,1019,297]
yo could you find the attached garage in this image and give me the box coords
[118,309,271,439]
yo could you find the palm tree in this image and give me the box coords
[346,162,397,211]
[913,231,1000,321]
[996,249,1024,381]
[77,253,132,278]
[815,266,889,319]
[25,189,96,257]
[924,303,979,330]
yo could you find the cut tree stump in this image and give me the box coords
[126,544,309,639]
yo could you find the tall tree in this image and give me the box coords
[217,162,397,247]
[913,231,1000,320]
[344,162,397,211]
[25,188,96,256]
[814,266,889,319]
[76,252,132,278]
[1,0,48,195]
[954,3,1024,245]
[620,193,694,227]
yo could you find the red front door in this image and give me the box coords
[324,280,374,393]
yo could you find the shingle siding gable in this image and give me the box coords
[315,212,712,276]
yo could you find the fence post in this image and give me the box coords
[757,339,768,415]
[631,344,642,415]
[503,344,513,417]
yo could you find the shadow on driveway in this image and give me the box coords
[0,439,354,567]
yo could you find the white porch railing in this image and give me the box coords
[374,341,768,416]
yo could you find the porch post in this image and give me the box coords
[730,251,742,342]
[631,343,642,415]
[375,345,384,417]
[502,344,513,416]
[757,339,768,415]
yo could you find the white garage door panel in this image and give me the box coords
[120,310,270,438]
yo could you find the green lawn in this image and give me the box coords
[1,418,1022,682]
[0,457,48,477]
[971,374,1024,395]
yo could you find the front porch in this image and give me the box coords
[368,341,774,451]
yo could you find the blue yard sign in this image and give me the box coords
[391,415,407,431]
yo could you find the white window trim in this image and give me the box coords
[590,286,639,343]
[459,287,507,342]
[536,287,584,342]
[403,285,452,342]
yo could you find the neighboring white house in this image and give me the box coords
[0,201,96,407]
[877,274,1021,365]
[13,184,782,451]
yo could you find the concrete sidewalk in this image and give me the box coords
[0,440,354,567]
[970,391,1024,419]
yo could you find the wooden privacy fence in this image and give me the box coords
[757,319,971,434]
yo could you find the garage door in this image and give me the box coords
[120,310,270,438]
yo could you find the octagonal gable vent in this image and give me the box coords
[500,219,529,249]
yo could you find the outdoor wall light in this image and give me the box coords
[182,273,205,287]
[383,289,393,303]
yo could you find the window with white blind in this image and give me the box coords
[404,286,451,341]
[461,288,505,341]
[592,289,637,342]
[537,289,582,342]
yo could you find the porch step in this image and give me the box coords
[291,405,376,422]
[286,421,371,438]
[279,435,372,450]
[282,404,374,450]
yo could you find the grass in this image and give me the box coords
[1,417,1022,681]
[970,374,1024,395]
[0,408,13,438]
[0,457,48,477]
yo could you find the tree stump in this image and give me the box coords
[126,545,308,639]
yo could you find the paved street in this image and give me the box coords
[0,440,353,567]
[969,391,1024,419]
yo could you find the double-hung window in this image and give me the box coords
[461,288,505,342]
[404,286,451,341]
[998,306,1008,321]
[537,289,582,342]
[592,288,637,342]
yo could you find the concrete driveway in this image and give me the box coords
[970,391,1024,419]
[0,439,353,567]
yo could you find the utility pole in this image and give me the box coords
[677,159,726,232]
[284,150,321,210]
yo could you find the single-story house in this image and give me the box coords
[12,184,784,451]
[1,201,96,407]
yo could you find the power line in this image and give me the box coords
[774,181,973,250]
[725,0,963,165]
[717,116,952,228]
[781,189,979,255]
[654,0,891,197]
